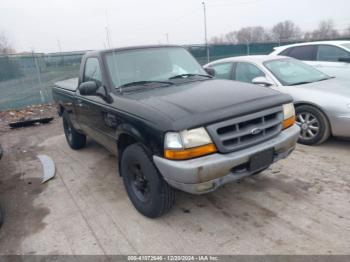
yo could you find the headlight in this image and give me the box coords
[282,103,296,129]
[164,127,217,160]
[347,103,350,109]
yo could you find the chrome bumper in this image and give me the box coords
[153,125,300,194]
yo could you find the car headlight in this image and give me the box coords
[347,103,350,109]
[164,127,217,160]
[282,103,296,129]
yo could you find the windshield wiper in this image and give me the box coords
[169,73,212,80]
[289,76,335,86]
[289,81,312,86]
[119,80,174,89]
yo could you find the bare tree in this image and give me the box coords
[345,26,350,37]
[0,32,15,54]
[209,35,225,44]
[236,26,271,44]
[209,19,345,45]
[302,31,313,41]
[224,31,237,44]
[311,20,339,40]
[272,20,301,42]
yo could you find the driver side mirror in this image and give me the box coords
[79,81,99,96]
[204,67,216,77]
[79,81,113,103]
[252,76,274,87]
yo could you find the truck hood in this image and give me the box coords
[124,79,292,130]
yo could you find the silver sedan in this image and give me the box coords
[204,55,350,145]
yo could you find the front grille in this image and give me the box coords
[207,106,283,153]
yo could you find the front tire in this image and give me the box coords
[295,105,330,145]
[63,112,86,150]
[121,144,175,218]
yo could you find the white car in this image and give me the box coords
[204,55,350,145]
[270,41,350,81]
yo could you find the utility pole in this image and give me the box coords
[105,27,111,48]
[165,33,169,44]
[57,39,64,65]
[57,39,62,53]
[202,1,210,63]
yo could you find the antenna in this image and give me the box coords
[105,9,114,48]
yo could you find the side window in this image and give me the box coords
[210,63,233,79]
[84,58,102,86]
[279,48,292,56]
[287,45,316,61]
[317,45,350,62]
[234,62,265,83]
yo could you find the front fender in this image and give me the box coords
[116,123,147,145]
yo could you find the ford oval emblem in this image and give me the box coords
[251,128,262,135]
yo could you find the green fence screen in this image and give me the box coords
[0,42,290,111]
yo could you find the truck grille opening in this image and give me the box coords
[206,106,283,153]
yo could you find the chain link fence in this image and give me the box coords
[0,42,292,111]
[0,51,84,111]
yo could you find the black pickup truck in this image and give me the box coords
[53,45,299,218]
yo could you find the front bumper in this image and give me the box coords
[153,124,300,194]
[330,113,350,138]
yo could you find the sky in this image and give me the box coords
[1,0,349,53]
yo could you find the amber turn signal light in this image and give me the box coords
[283,115,295,129]
[164,143,217,160]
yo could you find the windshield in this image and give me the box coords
[105,47,206,89]
[264,59,330,86]
[341,43,350,51]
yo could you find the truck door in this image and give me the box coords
[77,57,117,153]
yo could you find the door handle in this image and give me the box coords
[76,99,87,108]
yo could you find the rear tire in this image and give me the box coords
[295,105,330,145]
[63,112,86,150]
[121,143,175,218]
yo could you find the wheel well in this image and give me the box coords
[117,134,137,172]
[58,104,65,116]
[294,102,332,135]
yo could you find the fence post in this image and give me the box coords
[32,52,45,104]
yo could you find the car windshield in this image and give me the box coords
[341,43,350,51]
[105,47,207,89]
[264,59,330,86]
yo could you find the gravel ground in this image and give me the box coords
[0,115,349,255]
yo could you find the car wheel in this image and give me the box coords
[295,105,330,145]
[121,143,175,218]
[63,112,86,150]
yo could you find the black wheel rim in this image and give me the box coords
[296,112,320,140]
[128,163,151,203]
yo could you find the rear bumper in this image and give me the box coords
[153,125,300,194]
